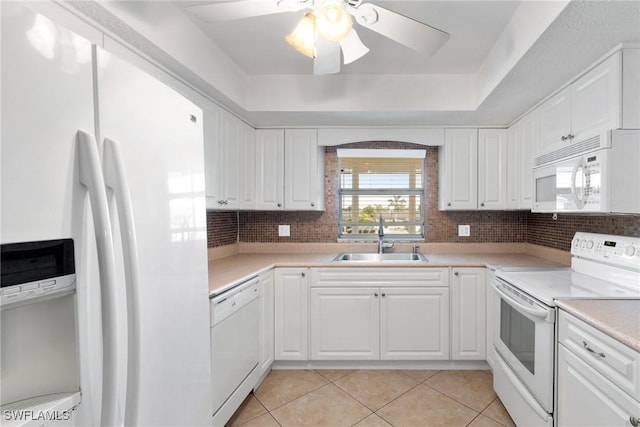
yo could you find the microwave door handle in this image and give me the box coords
[570,158,585,209]
[491,280,550,320]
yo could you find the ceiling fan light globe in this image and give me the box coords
[285,12,316,58]
[317,2,353,41]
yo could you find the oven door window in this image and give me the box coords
[500,299,536,374]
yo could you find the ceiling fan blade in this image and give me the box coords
[339,29,369,64]
[186,0,308,22]
[314,36,341,75]
[354,4,449,56]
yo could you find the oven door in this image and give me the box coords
[491,277,555,412]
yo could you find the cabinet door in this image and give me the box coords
[451,268,486,360]
[537,88,571,158]
[506,123,521,210]
[284,129,323,210]
[439,129,478,210]
[310,288,379,360]
[557,345,640,427]
[570,52,622,141]
[217,111,242,209]
[241,124,256,210]
[485,269,496,369]
[255,129,285,210]
[274,268,308,360]
[380,287,450,360]
[203,105,223,209]
[259,271,275,375]
[518,111,537,209]
[478,129,507,210]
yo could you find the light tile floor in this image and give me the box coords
[226,370,516,427]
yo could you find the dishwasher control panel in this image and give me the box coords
[210,277,259,326]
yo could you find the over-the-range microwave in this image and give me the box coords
[532,130,640,213]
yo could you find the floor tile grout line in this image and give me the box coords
[254,370,330,412]
[419,382,489,416]
[232,393,270,427]
[242,369,509,427]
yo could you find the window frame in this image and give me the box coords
[337,149,425,241]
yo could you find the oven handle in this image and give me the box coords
[491,280,551,320]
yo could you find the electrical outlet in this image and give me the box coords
[458,225,471,237]
[278,225,290,237]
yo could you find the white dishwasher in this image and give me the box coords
[210,276,260,419]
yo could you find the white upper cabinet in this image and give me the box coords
[439,129,478,210]
[506,111,537,210]
[204,108,255,210]
[478,129,507,210]
[256,128,325,211]
[284,129,324,211]
[255,129,285,210]
[535,50,639,163]
[440,128,510,211]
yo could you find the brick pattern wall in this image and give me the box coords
[206,211,237,247]
[206,141,640,249]
[527,213,640,251]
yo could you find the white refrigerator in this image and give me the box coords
[1,3,212,426]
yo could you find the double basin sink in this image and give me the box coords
[333,253,428,262]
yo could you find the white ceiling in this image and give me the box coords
[178,1,522,76]
[75,1,640,127]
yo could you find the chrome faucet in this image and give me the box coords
[377,215,394,254]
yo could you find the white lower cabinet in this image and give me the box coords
[557,310,640,426]
[451,268,486,360]
[310,288,380,360]
[380,287,450,360]
[258,270,274,377]
[274,268,309,360]
[485,268,497,369]
[309,268,450,361]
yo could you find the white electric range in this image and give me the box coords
[491,232,640,427]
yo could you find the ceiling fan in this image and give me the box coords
[186,0,450,75]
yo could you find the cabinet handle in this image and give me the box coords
[630,416,639,427]
[480,202,485,207]
[582,341,605,358]
[310,202,315,207]
[447,202,452,207]
[454,271,459,276]
[374,292,378,297]
[561,135,568,141]
[568,134,575,140]
[277,203,282,207]
[381,293,386,297]
[301,272,306,277]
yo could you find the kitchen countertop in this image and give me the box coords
[208,251,565,297]
[556,299,640,353]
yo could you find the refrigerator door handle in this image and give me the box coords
[77,130,127,427]
[103,137,142,426]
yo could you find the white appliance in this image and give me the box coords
[1,3,212,426]
[492,232,640,427]
[532,130,640,213]
[1,239,81,426]
[210,277,260,425]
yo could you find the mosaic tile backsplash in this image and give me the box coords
[206,142,640,251]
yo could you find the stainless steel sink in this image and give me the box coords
[333,253,428,262]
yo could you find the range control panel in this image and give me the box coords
[572,232,640,269]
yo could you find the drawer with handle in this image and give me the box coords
[558,310,640,399]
